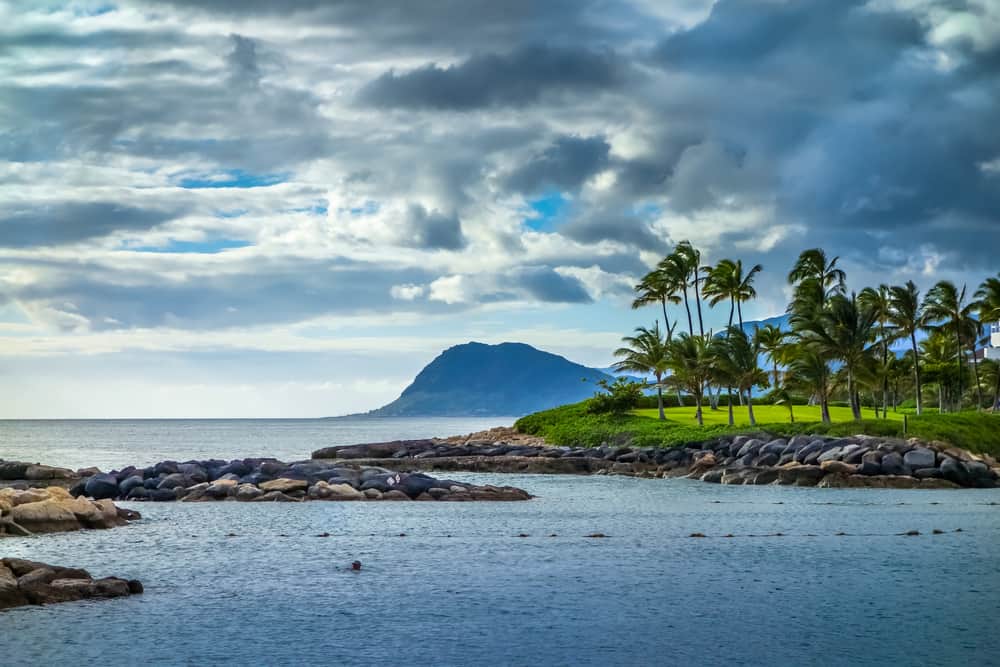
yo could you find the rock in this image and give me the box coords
[0,563,28,610]
[380,490,411,501]
[24,464,75,481]
[118,475,145,497]
[700,469,724,484]
[857,460,882,476]
[777,465,825,486]
[880,452,907,476]
[749,468,781,485]
[84,473,121,500]
[794,440,824,464]
[10,488,49,506]
[913,467,942,479]
[251,491,299,502]
[363,488,382,500]
[11,499,81,533]
[259,478,309,494]
[148,489,178,502]
[736,439,764,458]
[754,452,779,467]
[940,457,970,486]
[759,439,788,456]
[843,446,870,465]
[903,448,936,470]
[234,484,264,501]
[820,460,858,475]
[0,558,140,609]
[157,473,190,491]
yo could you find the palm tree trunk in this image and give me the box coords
[727,297,734,330]
[727,388,734,426]
[737,301,744,331]
[676,389,684,407]
[660,298,669,336]
[656,386,665,420]
[882,337,889,419]
[970,345,983,410]
[789,403,795,423]
[820,376,831,423]
[695,393,703,426]
[746,388,756,426]
[911,332,922,415]
[682,287,693,335]
[955,328,963,410]
[849,369,861,420]
[772,362,779,390]
[693,268,704,337]
[992,369,1000,411]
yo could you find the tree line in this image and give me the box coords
[612,243,1000,426]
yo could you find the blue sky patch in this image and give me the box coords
[524,191,568,232]
[177,169,288,189]
[130,238,251,254]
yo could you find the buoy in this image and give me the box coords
[351,560,362,571]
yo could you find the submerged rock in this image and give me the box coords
[0,558,141,611]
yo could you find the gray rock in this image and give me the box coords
[857,460,882,476]
[913,467,942,479]
[903,448,936,470]
[736,439,764,458]
[700,470,724,484]
[117,475,145,498]
[843,446,870,465]
[83,473,120,500]
[817,447,843,463]
[749,468,781,485]
[777,452,795,466]
[794,441,824,464]
[940,458,970,486]
[156,473,189,490]
[754,452,779,467]
[759,439,788,456]
[880,452,907,476]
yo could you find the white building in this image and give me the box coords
[986,322,1000,360]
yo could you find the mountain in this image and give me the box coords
[360,342,614,417]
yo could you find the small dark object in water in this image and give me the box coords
[955,528,963,532]
[585,533,607,538]
[351,561,362,571]
[689,533,706,538]
[723,534,734,538]
[835,532,847,536]
[316,532,331,537]
[932,529,944,535]
[903,530,920,536]
[398,533,406,537]
[225,532,237,537]
[517,533,529,538]
[548,533,558,537]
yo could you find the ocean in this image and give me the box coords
[3,419,1000,666]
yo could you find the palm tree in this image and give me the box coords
[613,323,670,420]
[658,253,694,335]
[631,268,679,336]
[773,387,795,423]
[889,281,925,415]
[714,327,770,425]
[974,273,1000,410]
[753,324,786,390]
[665,333,714,426]
[787,248,846,320]
[859,284,894,418]
[923,281,975,411]
[673,241,708,336]
[704,259,763,331]
[783,344,834,423]
[920,330,961,412]
[797,293,878,420]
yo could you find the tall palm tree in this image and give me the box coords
[753,324,786,390]
[889,281,925,415]
[859,284,894,418]
[714,327,770,425]
[665,333,714,426]
[974,273,1000,410]
[631,268,679,336]
[674,241,708,337]
[923,281,975,411]
[920,330,960,412]
[613,323,670,420]
[797,293,878,420]
[704,259,763,331]
[658,253,694,335]
[787,248,846,320]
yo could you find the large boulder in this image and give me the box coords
[11,499,81,533]
[903,448,936,470]
[24,464,75,481]
[777,464,826,486]
[0,563,27,610]
[880,452,907,476]
[259,478,308,494]
[940,457,970,486]
[84,473,121,500]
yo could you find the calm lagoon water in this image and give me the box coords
[3,420,1000,666]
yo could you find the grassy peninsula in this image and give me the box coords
[515,402,1000,457]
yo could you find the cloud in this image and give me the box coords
[0,201,189,247]
[358,45,629,110]
[406,204,467,250]
[504,135,611,195]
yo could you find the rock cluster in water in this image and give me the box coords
[677,434,999,488]
[0,558,142,611]
[0,486,140,536]
[311,432,999,489]
[64,458,530,502]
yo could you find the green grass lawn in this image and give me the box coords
[633,404,904,426]
[515,401,1000,456]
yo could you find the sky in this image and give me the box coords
[1,0,998,418]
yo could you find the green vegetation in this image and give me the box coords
[515,401,1000,456]
[632,405,902,425]
[620,240,1000,422]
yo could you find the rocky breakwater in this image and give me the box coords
[679,434,1000,488]
[1,558,142,611]
[65,458,531,503]
[0,486,140,536]
[311,431,999,489]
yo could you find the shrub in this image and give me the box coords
[586,377,645,415]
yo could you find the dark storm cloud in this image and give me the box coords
[406,204,467,250]
[358,46,629,110]
[512,267,592,304]
[505,135,611,195]
[0,202,189,247]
